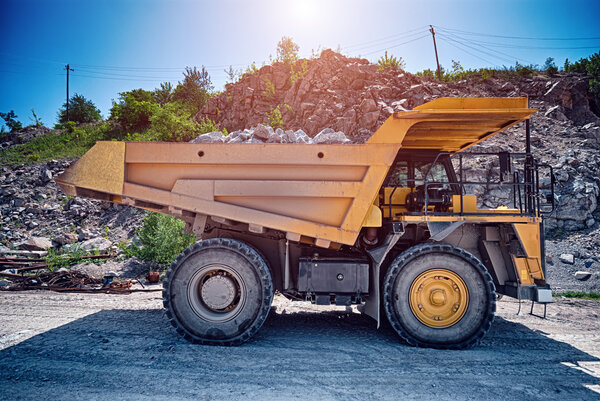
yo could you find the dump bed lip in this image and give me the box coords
[368,96,537,152]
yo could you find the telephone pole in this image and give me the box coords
[65,64,74,121]
[429,25,442,80]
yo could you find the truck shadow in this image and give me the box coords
[0,307,598,400]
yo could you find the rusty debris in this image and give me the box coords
[0,268,160,294]
[0,254,116,273]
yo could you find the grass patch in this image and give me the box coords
[0,123,107,165]
[556,290,600,300]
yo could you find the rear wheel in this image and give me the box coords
[383,243,496,349]
[163,238,274,345]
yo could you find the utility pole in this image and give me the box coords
[65,64,74,121]
[429,25,442,80]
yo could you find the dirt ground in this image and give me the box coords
[0,290,599,401]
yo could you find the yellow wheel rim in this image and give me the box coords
[409,269,469,329]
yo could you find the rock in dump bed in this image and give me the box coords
[190,125,352,144]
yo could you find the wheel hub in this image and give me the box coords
[409,269,469,328]
[201,275,236,310]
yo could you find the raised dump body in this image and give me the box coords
[56,97,553,349]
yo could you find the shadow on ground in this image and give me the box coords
[0,308,598,400]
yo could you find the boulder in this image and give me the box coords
[66,237,112,254]
[17,237,53,251]
[253,124,272,140]
[313,129,351,144]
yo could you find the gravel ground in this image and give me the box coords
[0,291,598,401]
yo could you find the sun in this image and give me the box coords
[291,0,318,21]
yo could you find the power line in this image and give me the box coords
[438,31,536,64]
[345,29,430,54]
[435,27,600,50]
[438,34,525,65]
[434,25,600,41]
[437,32,531,65]
[436,37,499,67]
[359,34,430,57]
[341,26,429,51]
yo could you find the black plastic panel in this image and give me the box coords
[298,257,369,294]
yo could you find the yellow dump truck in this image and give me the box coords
[56,97,554,349]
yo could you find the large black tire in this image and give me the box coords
[383,243,496,349]
[163,238,274,345]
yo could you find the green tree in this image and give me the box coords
[173,66,214,113]
[0,110,23,132]
[109,89,159,132]
[57,94,102,125]
[544,57,558,75]
[276,36,299,65]
[29,109,43,127]
[153,82,174,106]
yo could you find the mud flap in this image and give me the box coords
[364,232,402,328]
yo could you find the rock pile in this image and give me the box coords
[0,160,144,252]
[198,49,598,140]
[191,126,351,144]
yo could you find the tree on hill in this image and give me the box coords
[57,94,102,126]
[173,66,214,113]
[276,36,299,65]
[0,110,22,133]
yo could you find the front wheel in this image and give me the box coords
[163,238,274,345]
[383,243,496,349]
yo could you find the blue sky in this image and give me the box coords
[1,0,599,130]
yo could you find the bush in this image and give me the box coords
[56,94,102,126]
[132,212,195,266]
[0,110,22,132]
[266,106,283,129]
[377,51,406,71]
[109,89,159,132]
[147,102,203,142]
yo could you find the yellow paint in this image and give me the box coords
[512,222,545,282]
[55,141,125,196]
[362,204,382,227]
[409,269,469,328]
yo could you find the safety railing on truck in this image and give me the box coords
[383,151,555,218]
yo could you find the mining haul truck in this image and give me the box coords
[56,97,555,349]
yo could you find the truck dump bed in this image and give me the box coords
[56,97,535,247]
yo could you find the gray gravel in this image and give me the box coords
[0,291,599,400]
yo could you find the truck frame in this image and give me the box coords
[56,97,554,349]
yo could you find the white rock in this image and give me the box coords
[190,131,225,143]
[17,237,53,251]
[574,271,592,280]
[559,253,575,264]
[313,130,351,144]
[66,237,112,254]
